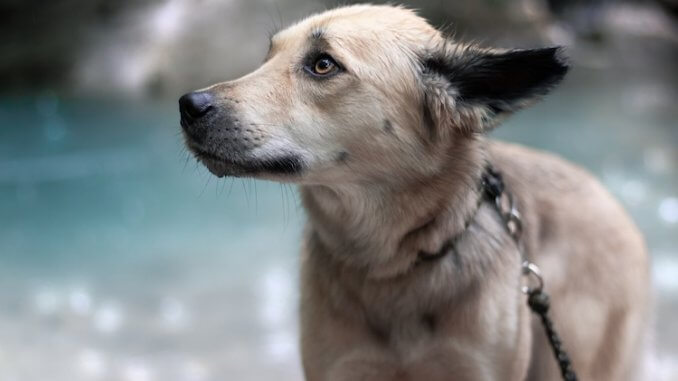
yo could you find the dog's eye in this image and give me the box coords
[314,57,335,74]
[306,54,340,77]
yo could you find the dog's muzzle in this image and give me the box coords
[178,91,305,178]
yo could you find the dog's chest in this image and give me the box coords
[322,272,524,381]
[301,210,528,380]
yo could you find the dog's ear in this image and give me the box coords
[421,44,569,133]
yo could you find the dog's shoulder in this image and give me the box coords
[486,139,607,206]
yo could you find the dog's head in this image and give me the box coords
[180,5,568,184]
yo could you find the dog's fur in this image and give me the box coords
[180,5,650,380]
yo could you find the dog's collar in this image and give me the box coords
[415,165,504,264]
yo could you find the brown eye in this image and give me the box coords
[306,54,341,77]
[314,57,335,75]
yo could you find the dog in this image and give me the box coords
[179,5,650,380]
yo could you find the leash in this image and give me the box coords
[482,167,579,381]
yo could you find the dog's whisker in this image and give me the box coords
[181,152,191,173]
[216,176,226,197]
[247,122,280,127]
[241,179,250,208]
[279,183,287,227]
[226,177,236,199]
[198,170,212,198]
[253,179,259,215]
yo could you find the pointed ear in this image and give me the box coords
[421,45,569,132]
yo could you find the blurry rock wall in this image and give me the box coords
[0,0,676,97]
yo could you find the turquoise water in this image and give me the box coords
[0,67,676,379]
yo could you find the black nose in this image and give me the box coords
[179,91,213,120]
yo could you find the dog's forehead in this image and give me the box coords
[272,5,438,50]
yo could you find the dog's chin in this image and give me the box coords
[193,149,304,179]
[199,155,247,178]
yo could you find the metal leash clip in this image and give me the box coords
[521,260,544,294]
[496,192,545,295]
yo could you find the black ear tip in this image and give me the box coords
[550,46,571,73]
[531,46,569,85]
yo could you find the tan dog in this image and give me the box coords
[179,5,650,380]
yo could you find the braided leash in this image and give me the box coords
[528,290,578,380]
[482,167,578,381]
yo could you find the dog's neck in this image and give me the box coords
[301,138,486,279]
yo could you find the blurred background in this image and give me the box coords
[0,0,676,380]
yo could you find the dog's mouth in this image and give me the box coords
[191,147,304,178]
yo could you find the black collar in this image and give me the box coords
[415,165,505,264]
